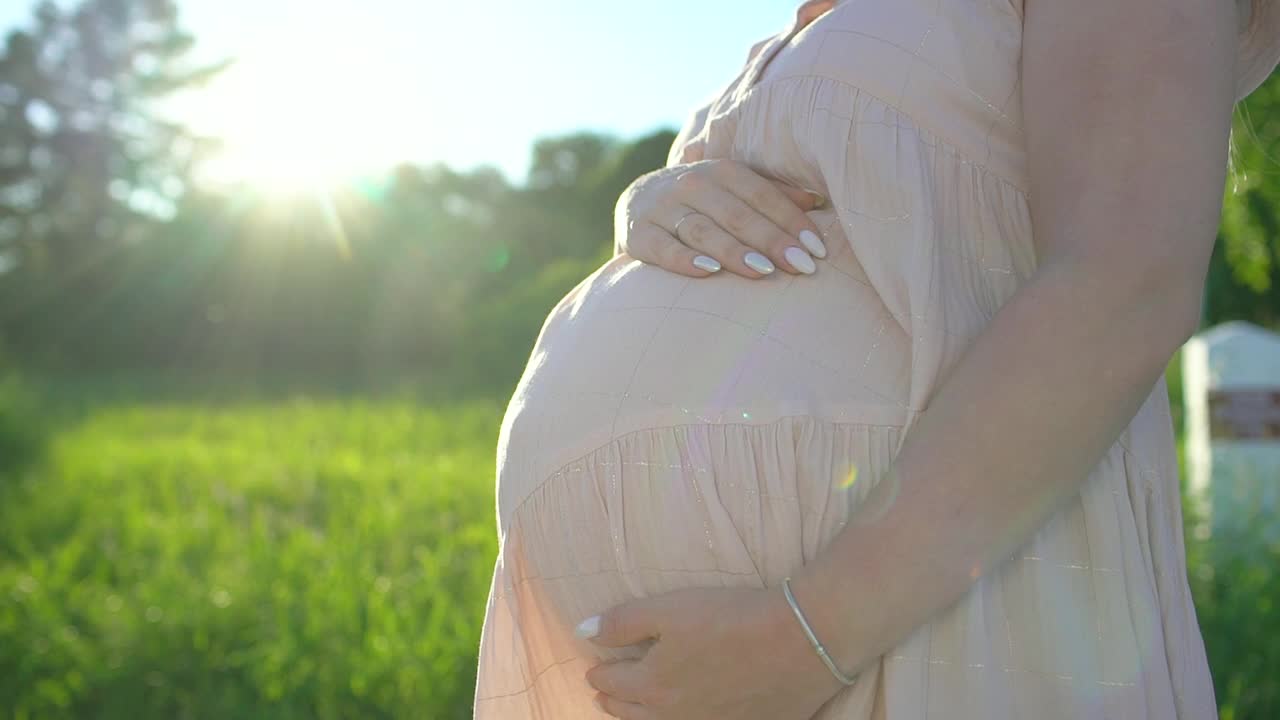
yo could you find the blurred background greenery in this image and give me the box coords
[0,0,1278,718]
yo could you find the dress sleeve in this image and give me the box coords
[1235,0,1280,102]
[665,36,777,168]
[665,100,715,167]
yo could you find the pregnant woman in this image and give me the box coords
[474,0,1280,718]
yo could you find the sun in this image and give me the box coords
[187,32,421,192]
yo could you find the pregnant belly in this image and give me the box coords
[495,233,914,520]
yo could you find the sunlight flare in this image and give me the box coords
[188,29,424,192]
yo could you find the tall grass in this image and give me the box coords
[0,358,1275,718]
[0,393,502,719]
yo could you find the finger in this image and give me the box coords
[585,659,652,704]
[588,600,663,648]
[625,221,720,278]
[708,161,830,262]
[771,180,827,212]
[769,182,831,260]
[694,184,817,275]
[667,210,774,279]
[592,691,654,719]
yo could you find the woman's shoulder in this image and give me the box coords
[1003,0,1277,103]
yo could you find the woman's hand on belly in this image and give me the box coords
[578,584,848,718]
[613,157,830,279]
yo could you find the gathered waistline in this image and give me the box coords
[499,403,920,528]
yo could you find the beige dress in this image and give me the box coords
[473,1,1280,717]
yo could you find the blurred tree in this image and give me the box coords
[527,133,615,192]
[516,132,623,266]
[1211,82,1280,330]
[0,0,225,351]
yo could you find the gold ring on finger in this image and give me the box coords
[673,211,700,240]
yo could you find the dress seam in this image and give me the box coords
[1116,434,1164,483]
[733,72,1031,196]
[499,413,911,536]
[498,418,1166,545]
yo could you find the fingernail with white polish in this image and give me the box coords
[575,615,601,639]
[693,255,721,272]
[785,246,816,274]
[744,251,775,274]
[799,229,827,259]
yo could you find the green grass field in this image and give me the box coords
[1,385,503,719]
[0,357,1275,718]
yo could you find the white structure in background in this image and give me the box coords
[1182,321,1280,541]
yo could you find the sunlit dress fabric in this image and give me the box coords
[473,1,1280,717]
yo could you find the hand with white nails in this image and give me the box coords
[613,157,830,279]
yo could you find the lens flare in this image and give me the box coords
[838,462,858,490]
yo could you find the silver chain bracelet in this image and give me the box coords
[781,576,858,686]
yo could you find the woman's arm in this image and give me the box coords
[777,0,1239,684]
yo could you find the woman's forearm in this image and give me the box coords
[768,0,1234,692]
[784,254,1195,679]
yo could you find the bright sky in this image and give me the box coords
[2,0,793,189]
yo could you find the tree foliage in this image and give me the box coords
[1213,90,1280,329]
[0,1,673,388]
